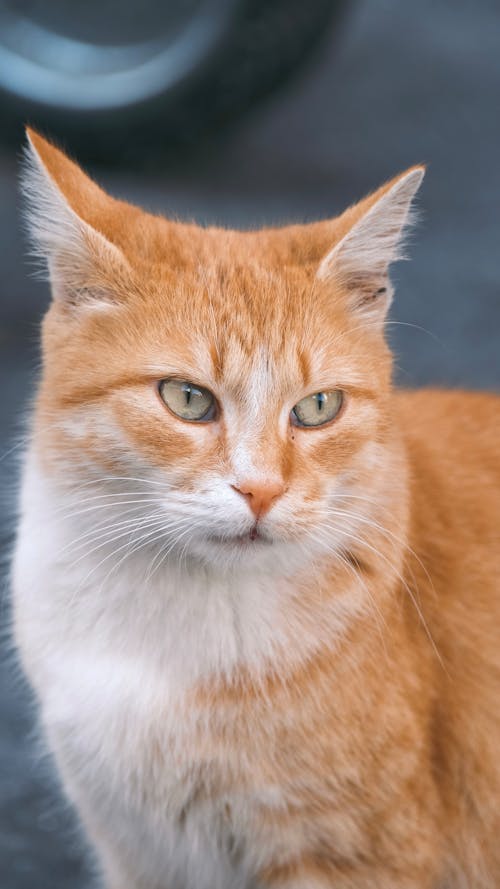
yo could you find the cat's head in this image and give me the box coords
[23,130,423,575]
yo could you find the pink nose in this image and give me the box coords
[231,480,285,519]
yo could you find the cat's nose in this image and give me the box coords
[231,480,286,519]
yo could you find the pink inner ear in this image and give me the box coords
[356,285,389,310]
[366,286,387,301]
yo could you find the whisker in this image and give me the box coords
[94,523,183,597]
[67,519,181,606]
[55,496,164,520]
[66,515,177,574]
[144,518,206,582]
[306,525,390,662]
[318,521,445,672]
[324,505,437,601]
[66,475,172,492]
[59,510,169,557]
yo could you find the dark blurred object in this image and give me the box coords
[0,0,345,162]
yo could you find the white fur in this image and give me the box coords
[13,443,378,889]
[228,348,290,486]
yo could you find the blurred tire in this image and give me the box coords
[0,0,346,162]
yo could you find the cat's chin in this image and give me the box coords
[203,528,277,566]
[207,528,272,547]
[185,530,304,575]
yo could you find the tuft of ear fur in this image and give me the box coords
[317,167,425,325]
[22,129,130,308]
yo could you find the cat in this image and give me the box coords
[12,128,500,889]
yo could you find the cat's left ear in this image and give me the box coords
[317,166,424,325]
[22,128,131,308]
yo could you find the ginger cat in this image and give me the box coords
[12,129,500,889]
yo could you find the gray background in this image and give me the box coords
[1,0,499,886]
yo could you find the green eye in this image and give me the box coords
[159,379,216,422]
[291,389,343,428]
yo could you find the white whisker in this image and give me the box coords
[315,514,445,672]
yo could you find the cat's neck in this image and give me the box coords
[18,446,409,690]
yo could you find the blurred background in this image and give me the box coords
[1,0,499,886]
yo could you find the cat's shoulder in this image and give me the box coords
[393,387,500,471]
[394,387,500,431]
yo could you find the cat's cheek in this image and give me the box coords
[303,402,382,475]
[309,433,366,474]
[34,402,129,476]
[104,392,196,467]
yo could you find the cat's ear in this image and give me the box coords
[317,166,424,325]
[22,128,130,308]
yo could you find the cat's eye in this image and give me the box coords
[159,379,217,422]
[291,389,343,428]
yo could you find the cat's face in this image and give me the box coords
[25,130,423,574]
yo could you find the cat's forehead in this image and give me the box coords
[143,256,289,334]
[138,270,361,402]
[158,254,314,305]
[145,259,332,363]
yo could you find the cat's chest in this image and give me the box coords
[45,647,273,889]
[30,549,276,792]
[44,642,244,795]
[15,505,292,805]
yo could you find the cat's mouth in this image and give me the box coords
[208,527,272,547]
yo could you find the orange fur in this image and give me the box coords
[14,131,500,889]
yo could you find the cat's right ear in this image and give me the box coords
[22,128,130,308]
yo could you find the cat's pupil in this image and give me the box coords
[316,393,326,412]
[183,384,192,406]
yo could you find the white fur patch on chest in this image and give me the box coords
[42,648,258,888]
[12,459,362,889]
